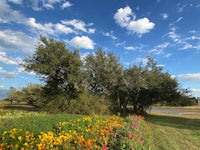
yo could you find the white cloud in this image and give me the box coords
[114,6,155,36]
[61,1,73,9]
[61,19,95,34]
[167,27,200,51]
[43,0,62,9]
[176,17,183,22]
[128,18,155,35]
[0,0,27,23]
[161,13,168,20]
[176,3,187,13]
[69,36,95,49]
[102,31,117,40]
[0,67,16,78]
[29,0,42,11]
[7,0,22,5]
[177,73,200,81]
[28,18,55,35]
[124,46,136,50]
[114,6,134,28]
[55,23,74,34]
[191,89,200,97]
[27,18,95,36]
[0,30,37,54]
[0,52,22,65]
[149,43,169,55]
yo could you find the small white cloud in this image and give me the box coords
[7,0,22,5]
[124,46,136,50]
[102,31,117,40]
[128,18,155,35]
[0,67,16,78]
[61,19,95,34]
[69,36,95,49]
[61,1,73,9]
[177,3,187,13]
[114,6,155,36]
[177,73,200,81]
[43,0,62,9]
[55,23,74,34]
[176,17,183,22]
[161,13,168,20]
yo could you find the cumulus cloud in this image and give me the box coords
[0,0,27,23]
[69,36,95,49]
[0,30,37,54]
[55,23,74,34]
[114,6,155,36]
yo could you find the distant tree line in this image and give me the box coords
[5,36,197,114]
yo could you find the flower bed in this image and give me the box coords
[0,114,155,150]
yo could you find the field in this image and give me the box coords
[146,106,200,150]
[0,102,200,150]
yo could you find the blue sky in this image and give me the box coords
[0,0,200,98]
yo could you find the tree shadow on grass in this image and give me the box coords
[2,103,40,112]
[145,114,200,132]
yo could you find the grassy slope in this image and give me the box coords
[146,113,200,150]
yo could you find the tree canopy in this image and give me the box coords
[22,36,184,114]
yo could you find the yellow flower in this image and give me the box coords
[18,136,23,142]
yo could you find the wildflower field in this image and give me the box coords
[0,109,155,150]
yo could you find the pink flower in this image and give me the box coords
[102,145,108,150]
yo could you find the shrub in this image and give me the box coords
[67,90,111,115]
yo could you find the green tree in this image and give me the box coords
[23,36,82,112]
[123,56,180,114]
[85,49,123,111]
[7,87,17,104]
[22,83,43,107]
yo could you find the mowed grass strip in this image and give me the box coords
[146,112,200,150]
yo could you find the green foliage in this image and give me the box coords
[166,96,198,106]
[7,87,17,104]
[23,36,82,98]
[20,36,183,114]
[85,49,123,110]
[67,89,111,115]
[42,94,70,114]
[122,56,180,114]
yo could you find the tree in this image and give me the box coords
[23,36,82,111]
[7,87,17,104]
[123,56,180,114]
[85,49,123,110]
[22,84,43,107]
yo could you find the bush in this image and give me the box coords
[67,90,111,115]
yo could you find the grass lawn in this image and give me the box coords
[146,110,200,150]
